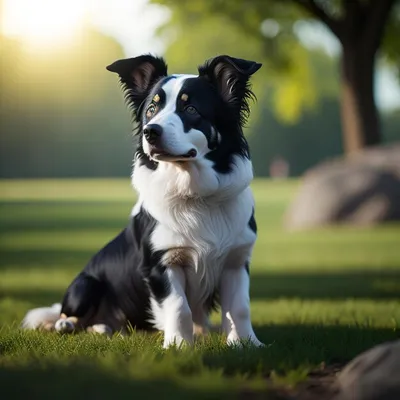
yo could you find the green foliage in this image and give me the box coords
[1,179,400,397]
[151,0,400,176]
[154,0,327,124]
[382,3,400,77]
[383,108,400,141]
[249,98,343,176]
[271,44,318,123]
[152,0,400,122]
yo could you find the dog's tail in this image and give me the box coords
[21,303,62,330]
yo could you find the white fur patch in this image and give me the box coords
[21,303,61,329]
[133,154,253,201]
[54,317,75,333]
[87,324,112,336]
[131,197,143,216]
[220,267,264,347]
[150,267,193,348]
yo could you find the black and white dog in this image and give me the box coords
[22,54,263,348]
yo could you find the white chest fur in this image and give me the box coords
[149,187,255,307]
[132,155,256,310]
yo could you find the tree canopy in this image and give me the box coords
[152,0,400,153]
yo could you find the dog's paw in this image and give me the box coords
[54,315,77,333]
[163,334,193,349]
[86,324,112,336]
[251,339,266,348]
[226,335,265,348]
[42,322,56,331]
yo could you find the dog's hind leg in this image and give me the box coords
[54,273,106,334]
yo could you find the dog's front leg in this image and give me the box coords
[161,267,193,348]
[220,266,264,347]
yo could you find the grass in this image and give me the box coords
[0,178,400,399]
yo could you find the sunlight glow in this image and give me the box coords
[1,0,398,110]
[2,0,86,50]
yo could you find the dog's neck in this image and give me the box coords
[131,154,254,246]
[132,154,253,206]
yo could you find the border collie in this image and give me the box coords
[21,54,263,348]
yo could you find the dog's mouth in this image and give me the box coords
[149,148,197,162]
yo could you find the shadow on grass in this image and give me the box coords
[1,325,396,400]
[0,200,131,232]
[250,270,400,300]
[0,249,92,270]
[0,217,127,233]
[203,324,400,375]
[1,264,400,306]
[0,363,240,400]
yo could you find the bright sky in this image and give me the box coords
[1,0,399,110]
[1,0,168,52]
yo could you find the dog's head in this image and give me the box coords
[107,55,261,172]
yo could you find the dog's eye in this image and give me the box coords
[185,106,198,115]
[146,105,157,119]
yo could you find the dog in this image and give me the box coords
[21,54,264,348]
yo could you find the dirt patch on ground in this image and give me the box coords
[288,363,343,400]
[256,363,344,400]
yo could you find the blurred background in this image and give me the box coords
[0,0,399,179]
[1,3,400,394]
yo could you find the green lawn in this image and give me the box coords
[1,179,399,399]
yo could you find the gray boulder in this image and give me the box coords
[335,340,400,400]
[285,143,400,230]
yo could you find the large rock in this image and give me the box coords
[335,340,400,400]
[285,143,400,230]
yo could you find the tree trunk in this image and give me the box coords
[292,0,395,155]
[340,44,381,154]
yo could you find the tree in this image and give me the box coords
[152,0,400,154]
[294,0,396,153]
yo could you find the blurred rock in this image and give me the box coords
[335,340,400,400]
[285,143,400,229]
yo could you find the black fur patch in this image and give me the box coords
[248,208,257,234]
[174,78,218,149]
[136,146,158,171]
[245,261,250,274]
[60,207,170,329]
[61,274,106,318]
[106,55,168,123]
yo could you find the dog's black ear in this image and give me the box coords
[107,55,168,116]
[198,55,261,126]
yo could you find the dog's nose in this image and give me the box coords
[143,124,163,145]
